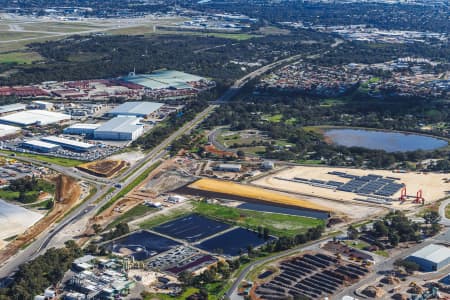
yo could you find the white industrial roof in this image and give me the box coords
[108,101,163,116]
[409,244,450,264]
[0,110,70,126]
[0,103,26,114]
[23,140,60,149]
[66,123,101,130]
[0,124,21,137]
[41,136,94,149]
[95,117,142,133]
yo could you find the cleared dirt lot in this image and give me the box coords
[252,166,449,212]
[78,159,127,177]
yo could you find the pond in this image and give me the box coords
[324,129,447,152]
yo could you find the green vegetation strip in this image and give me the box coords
[97,161,162,214]
[193,202,324,237]
[107,205,156,229]
[446,204,450,219]
[140,201,324,237]
[0,150,83,167]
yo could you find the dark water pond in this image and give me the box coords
[324,129,447,152]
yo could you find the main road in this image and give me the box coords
[0,52,297,281]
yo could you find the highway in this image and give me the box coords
[0,52,306,283]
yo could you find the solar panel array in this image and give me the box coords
[328,172,403,197]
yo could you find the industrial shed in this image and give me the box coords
[93,117,144,141]
[22,140,61,153]
[107,101,163,118]
[64,123,101,135]
[0,110,70,126]
[407,244,450,272]
[0,124,21,137]
[41,136,96,152]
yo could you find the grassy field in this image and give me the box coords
[0,31,46,41]
[139,206,191,229]
[194,202,324,237]
[107,204,155,229]
[144,287,199,300]
[0,51,42,64]
[344,240,369,250]
[446,204,450,219]
[140,201,324,237]
[0,179,54,203]
[0,150,83,167]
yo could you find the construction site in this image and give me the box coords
[77,159,128,178]
[252,166,449,213]
[0,175,82,263]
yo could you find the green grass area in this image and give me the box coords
[368,77,381,83]
[0,31,47,42]
[107,204,156,229]
[374,250,389,257]
[344,240,369,250]
[0,51,42,64]
[27,199,53,209]
[446,204,450,219]
[285,117,297,125]
[0,179,55,204]
[194,202,324,237]
[97,161,162,214]
[296,159,323,165]
[320,98,347,107]
[139,206,191,229]
[262,114,283,123]
[144,287,199,300]
[0,150,83,167]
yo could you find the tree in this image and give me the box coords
[263,227,270,240]
[423,211,441,224]
[394,259,420,274]
[179,271,194,286]
[373,221,389,237]
[388,232,400,247]
[93,223,102,235]
[347,224,359,240]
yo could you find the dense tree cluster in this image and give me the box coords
[0,32,331,87]
[0,241,82,300]
[4,176,55,203]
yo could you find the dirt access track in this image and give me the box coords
[0,175,81,264]
[78,159,128,178]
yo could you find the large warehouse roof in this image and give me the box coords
[95,117,142,134]
[0,110,70,126]
[22,140,60,150]
[65,123,101,130]
[0,124,21,137]
[409,244,450,264]
[108,102,163,117]
[0,103,26,115]
[41,136,95,150]
[122,70,205,90]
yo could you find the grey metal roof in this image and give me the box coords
[0,103,26,114]
[409,244,450,264]
[95,117,142,133]
[108,102,163,116]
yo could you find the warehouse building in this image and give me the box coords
[0,110,71,126]
[0,124,21,138]
[41,136,96,152]
[33,101,54,111]
[93,117,144,141]
[407,244,450,272]
[0,103,27,115]
[107,101,163,118]
[214,164,242,172]
[22,140,61,153]
[64,123,101,135]
[122,70,205,90]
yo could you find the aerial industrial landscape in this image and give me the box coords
[1,1,450,300]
